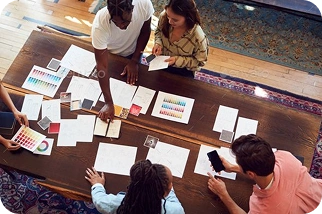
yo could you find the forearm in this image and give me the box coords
[220,192,247,214]
[0,135,6,144]
[0,83,18,113]
[94,49,113,105]
[132,19,152,62]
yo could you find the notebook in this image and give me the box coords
[0,112,16,135]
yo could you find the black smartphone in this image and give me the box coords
[207,150,225,172]
[145,54,156,63]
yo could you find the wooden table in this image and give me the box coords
[1,31,321,213]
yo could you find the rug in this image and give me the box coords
[0,169,99,214]
[90,0,322,76]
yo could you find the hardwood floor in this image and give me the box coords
[1,0,321,101]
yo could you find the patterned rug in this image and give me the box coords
[0,169,99,214]
[91,0,322,76]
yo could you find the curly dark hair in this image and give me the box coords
[107,0,134,20]
[116,159,170,214]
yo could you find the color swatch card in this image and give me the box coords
[151,91,195,124]
[22,65,64,97]
[33,138,54,156]
[11,125,46,152]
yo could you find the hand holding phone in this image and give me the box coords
[207,150,225,172]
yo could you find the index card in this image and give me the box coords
[148,56,170,71]
[94,143,137,176]
[42,99,61,122]
[33,138,54,156]
[60,44,96,77]
[213,105,239,133]
[57,119,78,146]
[194,145,237,180]
[131,86,156,114]
[21,94,43,120]
[109,78,137,109]
[234,117,258,140]
[146,141,190,178]
[76,115,96,142]
[151,91,195,124]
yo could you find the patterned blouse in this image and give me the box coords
[154,13,209,71]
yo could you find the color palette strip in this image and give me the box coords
[11,125,46,152]
[22,65,64,97]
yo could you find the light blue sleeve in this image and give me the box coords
[91,183,125,214]
[162,188,185,214]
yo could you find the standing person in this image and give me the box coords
[0,80,29,151]
[152,0,208,77]
[92,0,154,121]
[85,159,185,214]
[207,134,322,214]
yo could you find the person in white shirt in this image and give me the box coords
[91,0,154,122]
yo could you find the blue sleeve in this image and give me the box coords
[163,188,185,214]
[91,184,125,214]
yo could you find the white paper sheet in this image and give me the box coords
[60,44,96,77]
[76,115,96,142]
[151,91,195,124]
[94,143,137,176]
[41,99,61,122]
[21,94,43,120]
[213,105,239,132]
[234,117,258,140]
[146,141,190,178]
[66,76,101,107]
[108,78,137,109]
[22,65,64,97]
[131,86,156,114]
[194,145,237,180]
[57,119,78,146]
[148,56,170,71]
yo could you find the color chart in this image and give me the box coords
[11,125,46,152]
[151,91,195,124]
[22,65,64,97]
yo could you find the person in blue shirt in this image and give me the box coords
[85,159,185,214]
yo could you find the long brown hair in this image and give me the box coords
[160,0,201,38]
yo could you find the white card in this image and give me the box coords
[146,141,190,178]
[33,138,54,156]
[94,143,137,176]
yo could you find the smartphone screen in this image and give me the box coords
[145,54,156,63]
[207,150,225,172]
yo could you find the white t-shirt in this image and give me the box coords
[91,0,154,57]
